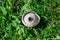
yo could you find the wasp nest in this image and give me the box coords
[22,11,40,27]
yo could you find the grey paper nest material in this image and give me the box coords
[22,11,40,27]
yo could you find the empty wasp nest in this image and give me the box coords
[22,11,40,27]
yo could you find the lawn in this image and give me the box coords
[0,0,60,40]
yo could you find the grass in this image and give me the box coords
[0,0,60,40]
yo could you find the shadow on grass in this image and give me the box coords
[34,15,49,30]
